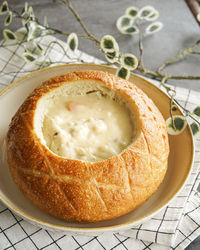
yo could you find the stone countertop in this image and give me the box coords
[0,0,200,249]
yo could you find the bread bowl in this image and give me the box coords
[6,70,169,222]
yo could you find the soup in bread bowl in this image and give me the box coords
[6,70,169,222]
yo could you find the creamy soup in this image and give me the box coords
[42,91,133,162]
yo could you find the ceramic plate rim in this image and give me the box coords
[0,63,195,233]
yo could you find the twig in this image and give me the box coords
[165,74,200,80]
[157,40,200,74]
[160,76,171,92]
[137,36,200,81]
[138,32,144,71]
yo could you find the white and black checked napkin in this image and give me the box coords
[0,34,200,250]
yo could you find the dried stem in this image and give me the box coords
[12,10,95,41]
[165,75,200,80]
[137,36,200,81]
[137,30,144,71]
[157,40,200,74]
[160,76,171,92]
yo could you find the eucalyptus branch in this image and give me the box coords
[12,9,92,40]
[157,40,200,74]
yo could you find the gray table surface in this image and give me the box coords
[0,0,200,249]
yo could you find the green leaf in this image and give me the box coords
[146,21,163,34]
[105,50,119,63]
[190,122,199,136]
[138,6,154,19]
[36,43,43,51]
[28,6,35,21]
[21,2,28,16]
[173,117,185,130]
[120,53,138,70]
[69,38,76,51]
[67,33,78,52]
[28,26,43,40]
[193,106,200,117]
[45,29,55,35]
[116,15,133,30]
[106,51,117,59]
[33,27,42,37]
[43,16,48,27]
[3,29,17,40]
[145,10,159,21]
[100,35,119,52]
[121,25,139,35]
[32,42,43,55]
[27,22,44,41]
[23,52,36,62]
[4,12,12,26]
[171,105,177,111]
[0,1,9,15]
[166,115,187,135]
[125,6,138,19]
[116,67,130,80]
[22,17,30,26]
[24,40,43,56]
[197,13,200,22]
[116,15,139,35]
[116,15,138,35]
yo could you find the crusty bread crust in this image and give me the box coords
[6,70,169,222]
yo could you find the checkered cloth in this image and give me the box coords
[0,33,200,250]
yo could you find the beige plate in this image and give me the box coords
[0,64,194,235]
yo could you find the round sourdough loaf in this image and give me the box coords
[6,70,169,222]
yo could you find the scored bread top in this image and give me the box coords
[6,70,169,222]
